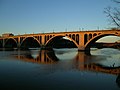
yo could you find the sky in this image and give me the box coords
[0,0,120,42]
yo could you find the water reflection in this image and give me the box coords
[14,49,59,64]
[1,48,120,90]
[116,74,120,88]
[13,49,120,76]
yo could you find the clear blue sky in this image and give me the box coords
[0,0,116,35]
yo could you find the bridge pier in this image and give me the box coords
[78,46,90,54]
[78,46,85,51]
[17,43,21,49]
[2,39,5,48]
[40,45,53,51]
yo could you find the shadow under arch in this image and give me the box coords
[0,40,3,48]
[4,38,17,48]
[20,37,41,48]
[85,33,120,50]
[45,35,78,48]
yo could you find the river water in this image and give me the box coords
[0,48,120,90]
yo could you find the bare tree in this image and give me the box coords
[113,0,120,3]
[104,0,120,28]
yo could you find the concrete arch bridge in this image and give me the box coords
[0,30,120,51]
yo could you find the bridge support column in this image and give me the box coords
[17,37,21,49]
[41,45,53,51]
[40,35,53,50]
[78,34,86,51]
[2,39,5,48]
[78,46,85,51]
[41,35,45,45]
[40,45,45,49]
[78,46,90,53]
[39,35,45,49]
[78,34,90,52]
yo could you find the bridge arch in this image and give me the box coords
[4,38,17,48]
[45,35,79,48]
[85,33,120,49]
[20,36,41,48]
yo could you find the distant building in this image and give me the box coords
[2,33,14,37]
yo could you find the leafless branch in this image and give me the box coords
[113,0,120,3]
[104,1,120,28]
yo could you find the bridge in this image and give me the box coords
[0,30,120,51]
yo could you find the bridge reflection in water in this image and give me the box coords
[14,49,120,75]
[13,49,120,87]
[14,49,59,64]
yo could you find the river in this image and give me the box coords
[0,48,120,90]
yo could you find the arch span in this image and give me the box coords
[45,35,79,48]
[4,38,17,48]
[85,33,120,49]
[20,37,41,48]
